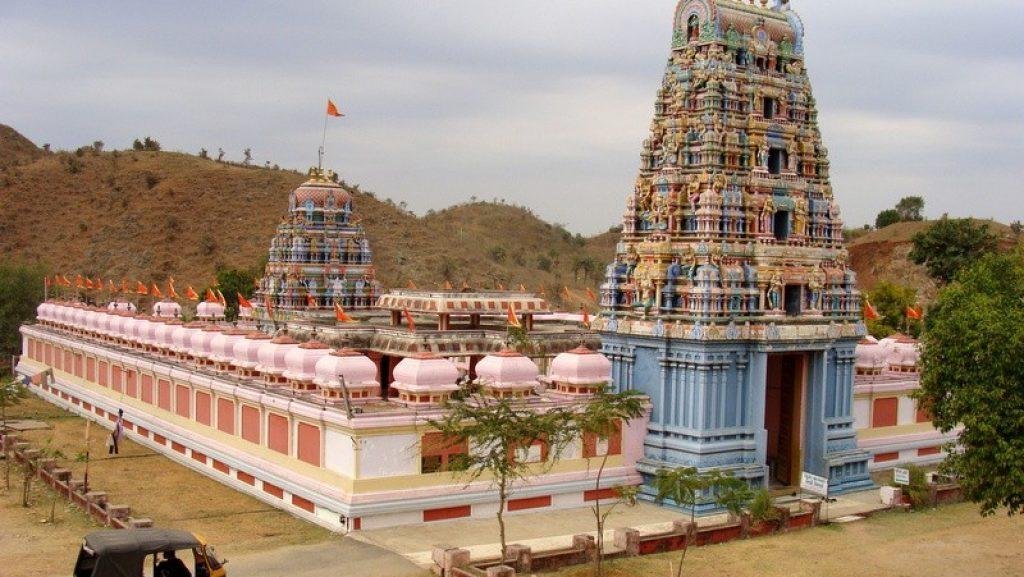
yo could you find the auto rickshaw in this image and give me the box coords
[73,528,227,577]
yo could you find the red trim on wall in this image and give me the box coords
[212,460,230,474]
[262,482,284,499]
[918,446,941,457]
[126,370,137,398]
[267,413,289,455]
[157,379,171,411]
[353,517,361,531]
[98,361,108,387]
[423,505,471,522]
[507,495,552,511]
[292,495,315,513]
[217,398,236,435]
[191,450,207,464]
[140,374,154,404]
[137,426,149,438]
[874,451,899,463]
[153,433,167,446]
[296,422,321,466]
[872,398,898,428]
[195,391,212,426]
[171,441,186,454]
[241,405,260,444]
[174,385,191,418]
[584,488,619,502]
[237,471,255,485]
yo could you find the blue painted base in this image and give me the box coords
[602,329,873,511]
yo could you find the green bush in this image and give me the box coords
[749,488,779,522]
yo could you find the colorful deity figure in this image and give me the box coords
[794,197,808,237]
[759,195,775,233]
[767,271,783,311]
[807,265,825,311]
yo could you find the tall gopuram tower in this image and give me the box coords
[255,167,382,320]
[595,0,872,502]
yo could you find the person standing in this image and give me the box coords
[108,409,125,455]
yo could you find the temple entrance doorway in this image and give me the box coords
[764,353,806,488]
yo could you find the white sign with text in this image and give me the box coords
[893,467,910,486]
[800,471,829,497]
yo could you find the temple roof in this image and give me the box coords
[376,290,550,316]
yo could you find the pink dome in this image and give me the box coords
[283,340,332,383]
[189,325,225,361]
[391,353,460,402]
[256,335,300,377]
[208,328,249,365]
[855,338,887,375]
[119,315,141,342]
[548,346,612,386]
[313,349,380,391]
[107,301,137,312]
[36,302,53,323]
[475,350,540,393]
[139,316,163,347]
[169,322,205,355]
[152,300,182,318]
[71,306,89,330]
[154,319,183,350]
[233,331,273,371]
[292,180,351,210]
[196,300,225,320]
[81,309,100,334]
[888,335,920,371]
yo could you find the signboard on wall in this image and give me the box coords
[800,471,829,497]
[893,467,910,486]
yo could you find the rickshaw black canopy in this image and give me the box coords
[77,528,200,577]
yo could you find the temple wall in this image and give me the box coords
[18,324,645,530]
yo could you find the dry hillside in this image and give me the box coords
[3,124,1012,308]
[0,125,614,308]
[847,219,1017,304]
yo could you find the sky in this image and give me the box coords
[2,1,1022,234]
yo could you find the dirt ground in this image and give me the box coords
[552,502,1024,577]
[1,395,334,577]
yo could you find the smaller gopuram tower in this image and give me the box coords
[597,0,872,504]
[255,168,381,319]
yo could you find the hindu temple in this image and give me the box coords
[255,167,381,318]
[596,0,873,502]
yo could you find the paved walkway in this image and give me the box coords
[228,538,428,577]
[353,489,888,569]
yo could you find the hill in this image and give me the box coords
[0,125,613,308]
[847,219,1018,304]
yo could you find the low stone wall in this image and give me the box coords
[3,434,151,530]
[434,501,822,575]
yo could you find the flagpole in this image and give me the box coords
[319,102,329,172]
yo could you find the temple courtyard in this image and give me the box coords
[1,395,1021,577]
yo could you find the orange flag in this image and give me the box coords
[506,304,521,328]
[150,283,163,298]
[306,293,317,308]
[403,308,416,332]
[905,306,922,320]
[205,288,218,303]
[75,275,84,289]
[85,278,94,290]
[237,293,253,309]
[185,286,199,301]
[586,287,598,301]
[864,299,880,321]
[562,286,572,300]
[407,280,418,290]
[61,275,71,287]
[108,279,116,292]
[94,277,103,290]
[461,280,471,291]
[217,289,227,307]
[444,280,453,291]
[326,99,344,117]
[263,294,275,320]
[519,284,527,293]
[167,278,179,299]
[136,281,148,295]
[120,279,129,293]
[580,305,591,329]
[334,302,354,323]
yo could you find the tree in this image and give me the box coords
[142,137,161,151]
[655,467,719,577]
[571,389,646,577]
[0,262,46,358]
[895,196,925,222]
[213,266,260,321]
[1,376,29,489]
[866,281,919,338]
[909,217,999,284]
[875,209,901,229]
[243,148,252,165]
[132,139,144,151]
[916,250,1024,515]
[216,148,225,162]
[199,148,209,159]
[92,141,104,153]
[429,396,576,563]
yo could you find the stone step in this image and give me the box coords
[85,491,108,506]
[107,504,131,520]
[51,468,72,482]
[128,517,153,528]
